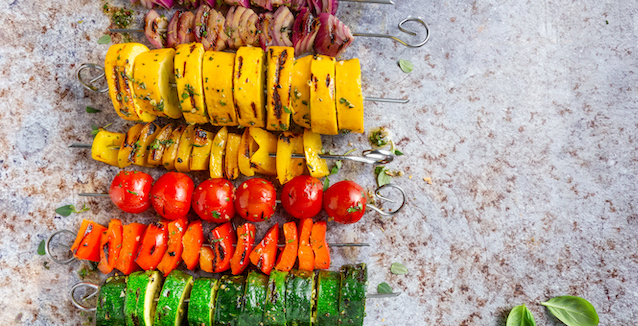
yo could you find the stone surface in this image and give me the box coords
[0,0,636,325]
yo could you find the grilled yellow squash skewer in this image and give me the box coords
[266,46,294,131]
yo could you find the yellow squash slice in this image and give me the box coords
[266,46,294,131]
[310,55,338,135]
[162,125,186,170]
[276,132,305,184]
[238,127,256,177]
[303,129,329,177]
[249,127,277,176]
[234,46,266,128]
[117,123,145,168]
[209,127,228,179]
[335,59,364,134]
[91,129,124,167]
[224,133,241,180]
[190,128,214,171]
[290,55,312,129]
[147,124,175,167]
[132,122,161,167]
[132,48,182,119]
[174,43,208,124]
[203,51,238,126]
[104,43,155,122]
[176,125,196,172]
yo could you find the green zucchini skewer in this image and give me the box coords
[154,270,193,326]
[124,270,163,326]
[240,271,269,326]
[214,275,246,326]
[339,264,368,326]
[187,278,219,326]
[263,270,288,326]
[96,275,127,326]
[285,270,315,326]
[316,271,342,326]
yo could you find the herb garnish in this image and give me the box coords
[398,59,413,73]
[85,107,101,113]
[390,262,408,275]
[55,204,90,217]
[377,282,393,294]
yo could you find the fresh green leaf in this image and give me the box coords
[330,165,338,175]
[37,240,46,255]
[55,204,90,217]
[541,296,599,326]
[335,160,343,170]
[91,122,112,137]
[391,262,408,275]
[398,59,413,73]
[394,149,404,156]
[323,177,330,192]
[85,107,101,113]
[377,167,392,187]
[375,166,384,174]
[97,35,112,44]
[507,304,537,326]
[377,282,392,294]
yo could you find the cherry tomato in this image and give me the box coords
[192,179,235,222]
[323,180,367,224]
[235,178,276,222]
[150,172,194,220]
[281,176,323,219]
[109,171,154,214]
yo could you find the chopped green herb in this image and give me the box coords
[323,177,330,192]
[126,190,138,195]
[212,211,221,219]
[97,35,112,45]
[369,127,390,147]
[394,149,404,156]
[37,240,46,255]
[85,107,101,113]
[55,204,90,217]
[398,59,413,73]
[377,282,393,294]
[391,262,408,275]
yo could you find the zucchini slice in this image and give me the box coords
[263,270,288,326]
[188,278,219,326]
[239,271,269,326]
[124,270,163,326]
[285,270,315,326]
[154,270,194,326]
[96,275,127,326]
[215,275,246,326]
[315,271,341,326]
[338,264,368,326]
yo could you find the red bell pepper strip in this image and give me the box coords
[249,223,279,275]
[114,223,146,275]
[297,218,314,271]
[70,219,107,262]
[275,221,298,272]
[310,221,330,269]
[97,219,123,274]
[135,221,168,270]
[209,222,236,273]
[157,217,188,276]
[230,223,256,275]
[182,220,204,270]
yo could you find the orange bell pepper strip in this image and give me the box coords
[297,218,314,271]
[97,219,123,274]
[249,223,279,275]
[135,221,168,270]
[210,222,236,273]
[230,223,256,275]
[310,221,330,269]
[71,219,107,262]
[275,221,298,272]
[114,223,146,275]
[199,246,215,273]
[157,217,188,276]
[182,220,204,270]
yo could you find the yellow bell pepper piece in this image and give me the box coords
[290,55,312,129]
[147,124,175,167]
[190,128,214,171]
[238,127,255,177]
[104,43,155,122]
[310,55,338,135]
[335,59,364,134]
[266,46,294,131]
[276,132,305,184]
[248,127,277,176]
[175,125,196,172]
[234,46,266,128]
[132,48,182,119]
[203,51,238,126]
[162,125,186,170]
[174,43,208,124]
[303,129,329,177]
[117,123,145,168]
[225,133,241,180]
[132,122,161,167]
[91,129,124,167]
[209,127,228,179]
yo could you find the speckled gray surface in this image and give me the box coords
[1,0,637,325]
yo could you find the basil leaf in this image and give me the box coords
[97,35,112,44]
[398,59,413,73]
[541,296,599,326]
[377,167,392,187]
[323,177,330,192]
[55,205,75,217]
[507,304,537,326]
[377,282,392,294]
[37,240,46,255]
[85,106,101,113]
[391,262,408,275]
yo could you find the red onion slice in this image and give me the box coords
[251,0,273,11]
[153,0,174,9]
[139,0,155,9]
[224,0,250,7]
[258,12,274,50]
[292,7,320,55]
[224,6,243,48]
[224,6,259,48]
[289,0,307,11]
[309,0,337,15]
[144,10,168,49]
[240,7,260,46]
[166,11,181,48]
[177,0,200,9]
[314,13,352,57]
[195,5,228,50]
[194,4,210,42]
[271,6,294,47]
[178,11,197,44]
